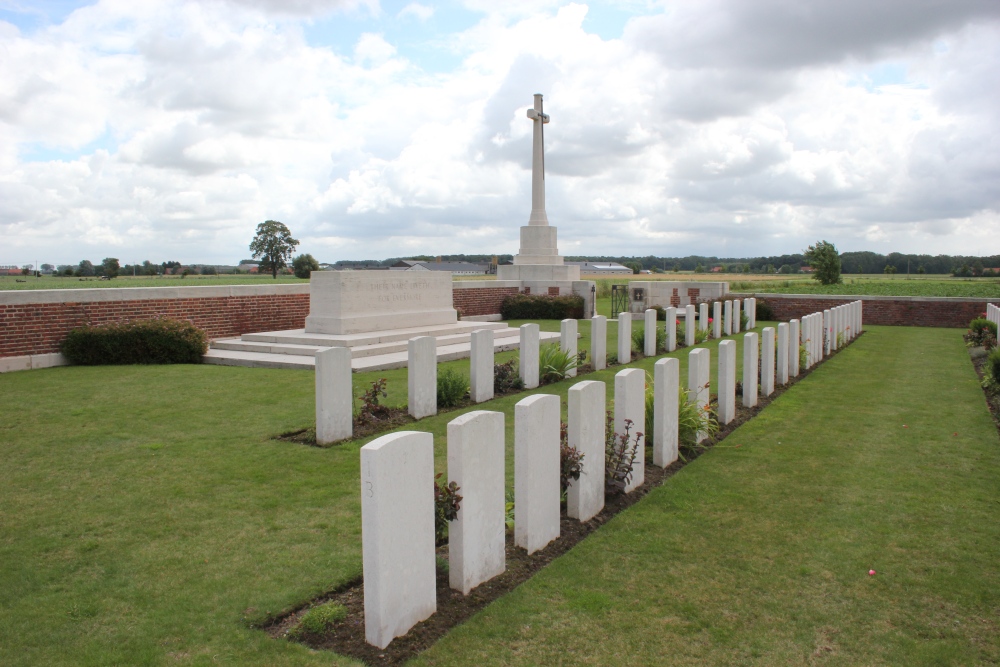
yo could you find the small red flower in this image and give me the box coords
[869,569,876,576]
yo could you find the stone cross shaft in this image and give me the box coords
[527,93,550,226]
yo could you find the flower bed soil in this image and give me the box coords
[260,335,863,665]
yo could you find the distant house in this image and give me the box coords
[800,266,815,273]
[567,261,632,276]
[390,260,489,275]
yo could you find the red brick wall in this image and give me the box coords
[452,286,520,317]
[1,294,309,358]
[737,294,995,328]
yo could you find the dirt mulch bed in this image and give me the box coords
[276,407,416,447]
[260,335,862,665]
[969,347,1000,432]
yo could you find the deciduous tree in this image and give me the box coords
[249,220,299,279]
[804,240,842,285]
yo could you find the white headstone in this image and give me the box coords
[316,346,353,445]
[408,336,437,419]
[688,347,710,442]
[361,431,436,649]
[713,301,722,339]
[824,309,832,356]
[743,332,758,408]
[789,319,800,377]
[724,300,733,336]
[653,357,679,467]
[733,299,741,334]
[761,327,775,397]
[685,305,696,346]
[718,340,736,425]
[567,380,606,522]
[666,306,677,352]
[616,368,646,492]
[514,394,561,554]
[448,411,506,595]
[469,329,494,403]
[777,323,789,385]
[519,323,540,389]
[591,315,607,370]
[699,302,709,332]
[561,318,578,378]
[746,298,756,329]
[618,311,632,364]
[644,309,657,356]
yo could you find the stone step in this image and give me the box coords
[204,330,560,371]
[239,320,508,348]
[211,327,523,359]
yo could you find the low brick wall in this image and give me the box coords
[0,285,310,359]
[735,293,996,328]
[452,281,521,317]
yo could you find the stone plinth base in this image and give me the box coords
[305,271,456,335]
[497,264,580,282]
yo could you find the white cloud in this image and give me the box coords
[0,0,998,265]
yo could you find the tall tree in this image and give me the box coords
[292,253,320,279]
[249,220,299,279]
[804,240,842,285]
[101,258,120,279]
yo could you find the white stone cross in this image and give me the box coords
[526,93,551,226]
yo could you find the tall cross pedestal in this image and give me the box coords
[497,93,580,282]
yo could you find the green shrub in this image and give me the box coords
[288,601,347,639]
[60,318,207,365]
[434,473,462,545]
[539,344,578,384]
[631,324,666,355]
[605,412,642,497]
[437,368,468,408]
[799,343,808,369]
[356,378,390,424]
[756,299,775,322]
[694,327,710,344]
[493,359,523,394]
[558,422,585,494]
[678,389,719,457]
[984,347,1000,396]
[740,309,750,330]
[965,317,998,349]
[500,294,585,320]
[651,305,667,321]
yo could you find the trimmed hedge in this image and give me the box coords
[500,294,585,320]
[60,318,208,365]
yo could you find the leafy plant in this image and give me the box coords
[558,422,585,493]
[756,299,775,321]
[605,412,642,497]
[493,359,524,395]
[694,327,710,344]
[499,294,585,320]
[983,347,1000,396]
[434,473,462,545]
[631,322,666,355]
[288,602,347,639]
[539,344,578,384]
[60,317,208,365]
[678,388,719,457]
[437,368,469,408]
[505,489,515,530]
[965,317,998,350]
[740,309,750,330]
[799,343,808,369]
[356,378,390,425]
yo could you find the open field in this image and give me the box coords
[0,274,308,290]
[2,326,998,664]
[4,273,1000,299]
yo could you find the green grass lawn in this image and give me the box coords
[2,325,998,665]
[732,277,1000,298]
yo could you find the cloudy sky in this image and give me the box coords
[2,0,999,266]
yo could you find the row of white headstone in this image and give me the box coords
[316,297,756,445]
[357,299,865,649]
[987,303,1000,328]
